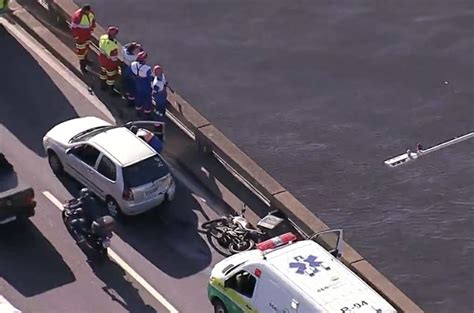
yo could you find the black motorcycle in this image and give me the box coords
[201,207,265,254]
[62,198,115,255]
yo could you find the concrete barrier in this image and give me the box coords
[6,1,423,311]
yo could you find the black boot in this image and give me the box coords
[84,56,94,65]
[126,98,135,107]
[79,60,88,73]
[109,85,121,97]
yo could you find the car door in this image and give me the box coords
[94,153,118,201]
[65,143,102,195]
[310,229,343,258]
[223,269,258,312]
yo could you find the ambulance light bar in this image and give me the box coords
[256,232,298,251]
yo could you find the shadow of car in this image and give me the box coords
[0,220,76,297]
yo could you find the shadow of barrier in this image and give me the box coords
[5,1,423,311]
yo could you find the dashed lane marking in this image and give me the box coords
[42,191,179,313]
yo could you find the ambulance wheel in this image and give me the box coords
[212,299,228,313]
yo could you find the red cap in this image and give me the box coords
[107,26,119,36]
[153,65,162,76]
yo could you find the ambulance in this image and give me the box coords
[208,231,398,313]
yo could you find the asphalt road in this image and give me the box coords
[0,21,227,313]
[72,1,474,311]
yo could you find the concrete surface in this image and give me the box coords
[69,1,474,311]
[0,20,233,312]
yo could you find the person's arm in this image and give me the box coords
[70,11,80,37]
[90,11,96,30]
[147,68,154,83]
[110,48,119,62]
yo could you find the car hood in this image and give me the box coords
[45,116,112,145]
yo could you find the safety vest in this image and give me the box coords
[99,34,118,60]
[71,10,94,29]
[0,0,9,11]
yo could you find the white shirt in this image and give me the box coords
[122,46,138,66]
[152,74,167,92]
[131,61,151,78]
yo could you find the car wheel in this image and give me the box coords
[106,197,124,220]
[48,151,64,175]
[212,299,227,313]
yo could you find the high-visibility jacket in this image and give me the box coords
[0,0,8,11]
[70,8,95,38]
[99,34,119,62]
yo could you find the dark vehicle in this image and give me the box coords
[0,153,36,225]
[62,195,115,255]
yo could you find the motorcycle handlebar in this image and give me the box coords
[64,198,83,210]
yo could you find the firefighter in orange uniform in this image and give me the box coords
[98,26,120,95]
[70,4,96,73]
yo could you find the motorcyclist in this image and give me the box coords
[69,188,100,242]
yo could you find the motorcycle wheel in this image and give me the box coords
[208,227,232,248]
[228,238,255,254]
[61,209,68,223]
[62,211,77,238]
[201,218,228,230]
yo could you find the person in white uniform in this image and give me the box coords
[152,65,168,121]
[121,42,142,107]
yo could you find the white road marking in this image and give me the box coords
[42,191,179,313]
[43,191,65,210]
[0,17,115,123]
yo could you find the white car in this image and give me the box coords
[42,116,175,218]
[0,295,21,313]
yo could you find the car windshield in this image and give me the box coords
[122,155,170,188]
[69,125,115,143]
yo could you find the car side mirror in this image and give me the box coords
[224,279,233,289]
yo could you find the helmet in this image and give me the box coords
[136,51,148,62]
[153,65,162,76]
[79,188,90,198]
[107,26,119,36]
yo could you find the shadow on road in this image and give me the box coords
[0,25,79,157]
[0,220,76,297]
[114,180,213,279]
[83,255,157,313]
[56,173,212,279]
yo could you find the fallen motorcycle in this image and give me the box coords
[201,207,265,254]
[62,198,115,255]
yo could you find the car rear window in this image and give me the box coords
[122,155,170,188]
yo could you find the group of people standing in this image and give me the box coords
[70,4,168,120]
